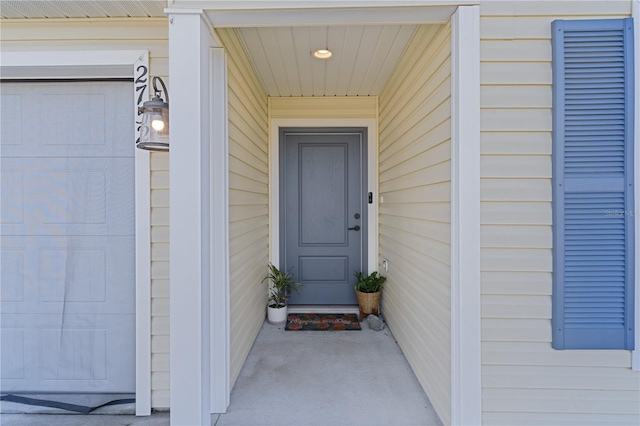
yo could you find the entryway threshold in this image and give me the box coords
[287,304,359,314]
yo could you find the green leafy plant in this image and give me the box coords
[262,263,303,308]
[354,271,386,293]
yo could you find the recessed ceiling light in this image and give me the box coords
[312,49,333,59]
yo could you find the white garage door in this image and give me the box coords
[1,81,135,393]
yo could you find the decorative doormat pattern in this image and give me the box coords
[285,313,361,331]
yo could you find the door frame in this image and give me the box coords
[270,118,378,282]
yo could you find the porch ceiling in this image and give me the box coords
[236,24,418,97]
[0,1,167,19]
[221,3,459,97]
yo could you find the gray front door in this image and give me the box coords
[281,129,366,305]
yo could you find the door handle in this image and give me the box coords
[348,225,361,231]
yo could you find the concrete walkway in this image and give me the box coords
[1,319,442,426]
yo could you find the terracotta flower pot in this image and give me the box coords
[355,290,381,321]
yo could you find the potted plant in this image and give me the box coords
[354,271,387,321]
[262,263,303,324]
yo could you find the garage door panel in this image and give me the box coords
[1,248,25,302]
[0,81,134,394]
[1,314,134,393]
[1,327,26,380]
[1,83,133,158]
[1,236,134,315]
[1,157,134,237]
[0,93,23,146]
[0,170,25,225]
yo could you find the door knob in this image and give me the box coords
[348,225,361,231]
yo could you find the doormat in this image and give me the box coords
[286,313,361,331]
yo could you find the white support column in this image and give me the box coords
[451,5,482,426]
[169,10,213,425]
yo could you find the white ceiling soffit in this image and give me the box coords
[237,25,418,97]
[0,1,168,19]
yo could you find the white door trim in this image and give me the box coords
[0,49,153,416]
[269,118,378,279]
[450,5,482,425]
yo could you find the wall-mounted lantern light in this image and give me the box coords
[137,76,169,151]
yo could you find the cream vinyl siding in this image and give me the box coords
[479,1,640,424]
[270,96,377,119]
[0,18,171,409]
[216,28,270,388]
[378,23,452,425]
[150,151,169,409]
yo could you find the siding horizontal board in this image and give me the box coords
[480,1,631,17]
[483,389,639,414]
[380,202,451,223]
[482,365,640,390]
[151,279,169,297]
[481,155,551,178]
[482,271,552,295]
[484,412,639,426]
[481,109,551,132]
[0,19,168,40]
[481,225,552,248]
[480,2,639,424]
[379,23,451,425]
[482,179,551,202]
[481,40,551,62]
[481,202,552,225]
[481,62,552,85]
[481,132,552,155]
[482,248,552,272]
[481,16,630,40]
[483,342,633,367]
[481,86,551,108]
[269,96,377,119]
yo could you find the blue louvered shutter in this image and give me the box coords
[552,18,635,350]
